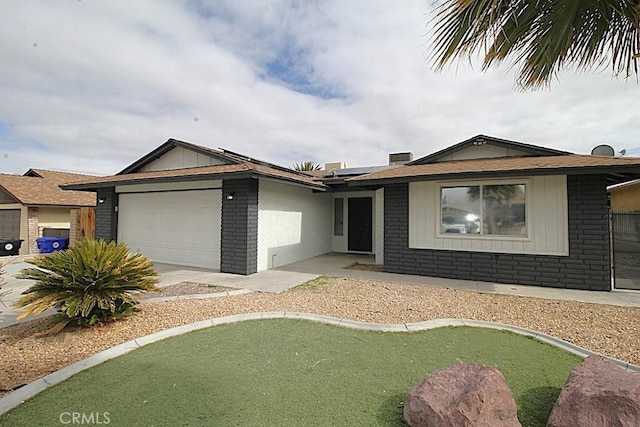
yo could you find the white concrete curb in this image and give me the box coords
[1,313,638,416]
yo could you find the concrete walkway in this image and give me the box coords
[2,253,638,328]
[276,253,640,308]
[153,262,318,293]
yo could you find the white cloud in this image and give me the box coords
[0,0,637,176]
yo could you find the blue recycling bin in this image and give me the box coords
[36,237,70,254]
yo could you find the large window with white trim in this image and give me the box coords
[440,183,527,237]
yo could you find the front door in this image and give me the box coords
[348,197,373,252]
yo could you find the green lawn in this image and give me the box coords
[0,320,581,427]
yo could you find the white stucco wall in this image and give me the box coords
[257,180,332,271]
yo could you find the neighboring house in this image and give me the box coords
[608,178,640,248]
[609,179,640,212]
[63,136,640,291]
[0,169,97,255]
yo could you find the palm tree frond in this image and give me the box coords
[293,161,321,171]
[430,0,640,89]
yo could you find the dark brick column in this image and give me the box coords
[94,188,117,241]
[565,174,611,290]
[220,178,259,275]
[384,183,409,274]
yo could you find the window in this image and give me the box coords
[441,184,526,237]
[334,198,344,236]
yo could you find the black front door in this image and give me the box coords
[348,197,372,252]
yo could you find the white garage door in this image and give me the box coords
[118,190,221,269]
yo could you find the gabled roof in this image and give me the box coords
[0,169,96,207]
[118,139,241,174]
[409,135,570,165]
[64,139,327,191]
[349,154,640,186]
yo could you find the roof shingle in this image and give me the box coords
[64,138,326,191]
[0,170,96,207]
[63,163,326,191]
[349,154,640,184]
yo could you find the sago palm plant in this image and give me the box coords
[15,239,159,334]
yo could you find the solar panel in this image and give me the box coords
[325,165,389,177]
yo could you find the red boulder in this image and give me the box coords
[404,362,521,427]
[547,355,640,427]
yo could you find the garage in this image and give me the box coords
[0,209,21,239]
[117,189,221,269]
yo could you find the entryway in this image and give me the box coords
[348,197,372,252]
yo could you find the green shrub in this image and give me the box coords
[15,239,159,334]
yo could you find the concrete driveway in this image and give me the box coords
[0,258,54,329]
[153,263,319,293]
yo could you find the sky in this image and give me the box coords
[1,0,638,176]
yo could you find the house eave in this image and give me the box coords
[253,175,328,192]
[64,170,327,192]
[348,166,640,187]
[62,173,234,191]
[26,203,96,209]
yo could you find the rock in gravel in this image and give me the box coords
[547,355,640,427]
[403,362,521,427]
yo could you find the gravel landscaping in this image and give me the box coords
[1,276,638,397]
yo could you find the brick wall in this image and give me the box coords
[27,207,39,254]
[94,189,117,241]
[383,175,611,291]
[220,178,259,275]
[69,208,79,245]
